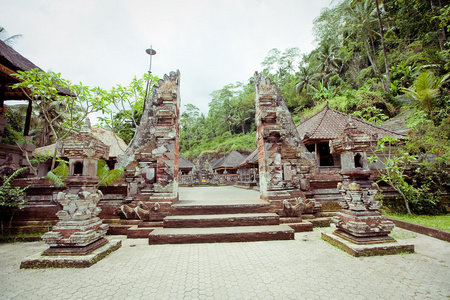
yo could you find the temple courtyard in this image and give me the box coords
[1,187,449,299]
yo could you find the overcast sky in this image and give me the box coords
[1,0,333,117]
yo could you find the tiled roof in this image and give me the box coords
[296,104,405,141]
[212,150,246,169]
[179,155,194,169]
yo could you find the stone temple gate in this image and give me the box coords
[116,70,180,219]
[115,70,321,218]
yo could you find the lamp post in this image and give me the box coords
[144,45,157,103]
[146,46,157,74]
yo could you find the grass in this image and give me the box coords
[387,214,450,232]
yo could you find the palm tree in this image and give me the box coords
[401,71,450,122]
[343,1,385,89]
[350,0,390,91]
[314,42,340,83]
[295,65,319,95]
[0,27,22,46]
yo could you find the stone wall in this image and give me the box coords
[253,72,315,204]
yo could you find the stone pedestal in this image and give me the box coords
[332,182,395,243]
[324,181,413,256]
[42,180,109,254]
[22,119,121,267]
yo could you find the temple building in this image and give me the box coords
[296,103,405,170]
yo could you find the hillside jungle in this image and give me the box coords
[1,0,449,214]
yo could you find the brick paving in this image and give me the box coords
[1,187,449,299]
[1,226,449,299]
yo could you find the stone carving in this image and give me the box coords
[117,70,180,207]
[119,201,161,221]
[332,181,395,244]
[41,119,110,253]
[281,198,321,217]
[43,188,108,248]
[254,72,315,202]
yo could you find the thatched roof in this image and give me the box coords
[212,150,246,170]
[0,39,43,101]
[297,104,405,144]
[34,127,127,158]
[236,148,258,168]
[179,155,194,170]
[381,110,411,136]
[0,39,71,100]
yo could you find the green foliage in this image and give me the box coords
[45,159,68,187]
[369,135,447,215]
[96,159,124,188]
[44,159,123,188]
[351,106,388,125]
[0,168,28,235]
[183,132,256,160]
[12,69,112,156]
[98,73,158,145]
[368,137,417,215]
[401,71,450,122]
[0,105,26,145]
[387,214,450,232]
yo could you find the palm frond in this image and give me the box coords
[45,171,65,188]
[97,167,124,188]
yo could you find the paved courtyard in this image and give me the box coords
[1,226,449,299]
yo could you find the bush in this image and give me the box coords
[0,168,28,235]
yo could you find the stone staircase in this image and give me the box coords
[147,201,296,244]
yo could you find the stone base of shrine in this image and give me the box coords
[333,229,397,245]
[20,239,121,269]
[322,231,414,257]
[42,237,109,256]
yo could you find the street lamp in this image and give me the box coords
[145,46,157,74]
[144,46,157,102]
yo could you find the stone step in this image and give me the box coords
[127,227,156,239]
[285,222,313,232]
[148,225,295,244]
[163,213,280,228]
[170,202,272,215]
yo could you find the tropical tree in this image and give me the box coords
[0,27,21,46]
[13,69,112,170]
[401,70,450,122]
[351,0,391,91]
[295,64,319,95]
[98,74,158,147]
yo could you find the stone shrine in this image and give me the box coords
[41,119,110,254]
[322,124,413,255]
[21,119,121,268]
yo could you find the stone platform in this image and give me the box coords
[143,187,314,243]
[20,239,121,268]
[3,227,449,299]
[322,232,414,257]
[149,225,295,244]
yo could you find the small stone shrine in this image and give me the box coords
[21,119,121,268]
[322,123,414,256]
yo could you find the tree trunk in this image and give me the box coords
[365,38,383,83]
[430,0,446,51]
[375,0,390,92]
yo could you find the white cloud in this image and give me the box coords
[1,0,333,115]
